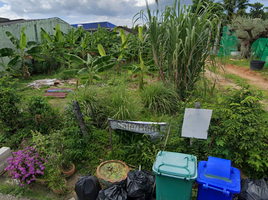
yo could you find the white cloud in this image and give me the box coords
[0,4,28,19]
[0,0,193,27]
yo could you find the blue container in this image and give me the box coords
[196,157,241,200]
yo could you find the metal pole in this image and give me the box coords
[190,102,200,145]
[108,120,114,153]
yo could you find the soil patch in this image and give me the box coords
[223,63,268,90]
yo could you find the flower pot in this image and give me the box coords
[250,60,265,70]
[52,179,67,195]
[61,163,75,177]
[96,160,129,187]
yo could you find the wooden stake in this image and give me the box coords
[163,125,172,151]
[108,120,114,153]
[73,101,88,136]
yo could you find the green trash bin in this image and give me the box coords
[152,151,197,200]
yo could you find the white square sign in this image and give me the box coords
[181,108,212,139]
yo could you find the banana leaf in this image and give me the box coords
[19,27,27,51]
[26,46,42,55]
[98,44,106,56]
[63,53,84,65]
[77,68,88,75]
[96,62,116,72]
[92,55,111,66]
[132,66,141,74]
[0,48,14,57]
[7,55,20,66]
[93,74,101,80]
[26,41,37,48]
[31,55,45,61]
[41,28,53,43]
[6,31,19,49]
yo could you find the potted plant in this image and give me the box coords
[45,153,68,194]
[60,149,75,177]
[47,169,67,195]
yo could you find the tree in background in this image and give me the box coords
[229,16,268,58]
[223,0,249,23]
[249,2,268,20]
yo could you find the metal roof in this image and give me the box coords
[0,17,70,27]
[71,21,116,30]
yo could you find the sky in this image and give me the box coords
[0,0,268,27]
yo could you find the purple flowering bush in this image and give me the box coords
[5,145,46,186]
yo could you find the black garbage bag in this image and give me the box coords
[238,179,268,200]
[126,170,155,200]
[142,170,156,198]
[96,184,127,200]
[75,172,101,200]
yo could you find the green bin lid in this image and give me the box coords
[152,151,197,180]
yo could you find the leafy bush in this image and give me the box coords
[140,82,180,114]
[25,96,62,134]
[166,86,268,179]
[0,75,21,133]
[211,87,268,178]
[107,130,162,170]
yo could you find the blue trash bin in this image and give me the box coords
[196,156,241,200]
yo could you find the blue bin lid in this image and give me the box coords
[206,157,231,180]
[152,151,197,180]
[196,157,241,194]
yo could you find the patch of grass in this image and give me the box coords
[218,57,250,68]
[0,183,59,200]
[218,57,268,79]
[223,73,249,85]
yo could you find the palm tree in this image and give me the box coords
[223,0,249,23]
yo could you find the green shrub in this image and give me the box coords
[0,76,21,133]
[166,86,268,179]
[25,96,62,134]
[107,130,162,170]
[140,82,180,114]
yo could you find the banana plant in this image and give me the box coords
[122,26,155,90]
[0,27,43,79]
[0,49,20,76]
[63,44,116,85]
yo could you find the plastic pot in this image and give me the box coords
[250,61,265,70]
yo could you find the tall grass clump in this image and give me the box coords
[77,85,143,122]
[78,86,106,124]
[134,0,220,98]
[102,85,143,120]
[140,82,179,115]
